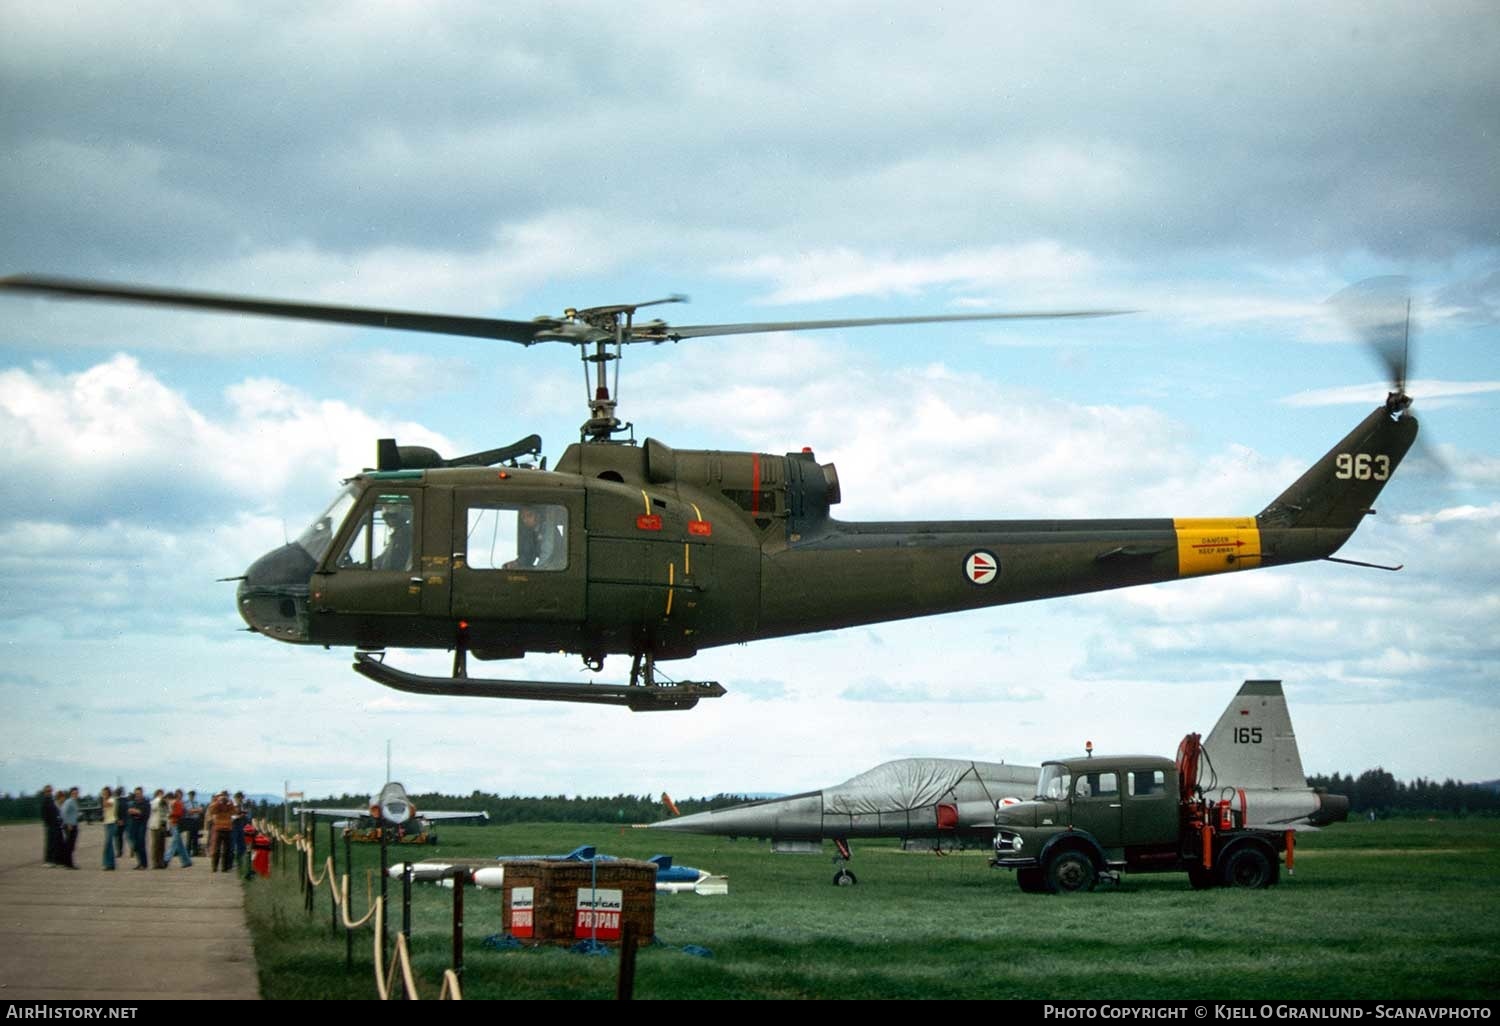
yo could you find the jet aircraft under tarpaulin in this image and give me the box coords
[651,759,1039,884]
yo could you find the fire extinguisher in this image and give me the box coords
[1218,798,1233,831]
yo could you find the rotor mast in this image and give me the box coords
[568,294,687,443]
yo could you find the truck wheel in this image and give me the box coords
[1188,864,1217,890]
[833,868,857,886]
[1017,867,1047,893]
[1045,851,1096,894]
[1220,845,1275,889]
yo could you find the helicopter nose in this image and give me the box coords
[236,543,316,643]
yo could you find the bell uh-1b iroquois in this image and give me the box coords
[0,276,1420,710]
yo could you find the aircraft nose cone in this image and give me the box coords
[647,814,702,833]
[236,543,316,642]
[649,805,777,838]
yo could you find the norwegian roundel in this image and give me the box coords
[964,550,999,585]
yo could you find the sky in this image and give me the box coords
[1,3,1497,801]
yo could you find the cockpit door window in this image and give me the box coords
[336,494,416,572]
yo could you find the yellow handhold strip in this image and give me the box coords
[686,503,701,576]
[665,562,675,617]
[640,490,652,515]
[1172,517,1263,577]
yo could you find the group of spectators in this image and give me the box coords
[40,785,258,877]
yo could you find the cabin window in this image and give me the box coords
[336,494,415,572]
[1128,769,1166,797]
[465,503,568,571]
[1074,772,1118,800]
[1037,765,1072,800]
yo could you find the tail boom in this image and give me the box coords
[746,404,1416,641]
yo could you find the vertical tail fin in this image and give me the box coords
[1258,404,1418,533]
[1201,680,1307,790]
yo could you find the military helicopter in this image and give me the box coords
[0,275,1419,710]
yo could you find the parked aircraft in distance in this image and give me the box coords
[295,781,488,844]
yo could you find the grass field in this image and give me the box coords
[243,817,1500,1000]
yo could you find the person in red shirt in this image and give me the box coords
[206,792,235,872]
[165,789,192,868]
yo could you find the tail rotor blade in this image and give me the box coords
[1329,275,1413,394]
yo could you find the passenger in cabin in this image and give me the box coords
[511,506,565,570]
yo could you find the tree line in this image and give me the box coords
[318,790,754,825]
[4,775,1497,822]
[1305,769,1500,816]
[0,790,753,824]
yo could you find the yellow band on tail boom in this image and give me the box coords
[1173,517,1262,577]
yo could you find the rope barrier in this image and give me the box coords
[258,820,459,1000]
[306,850,330,888]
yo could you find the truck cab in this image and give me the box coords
[992,754,1284,893]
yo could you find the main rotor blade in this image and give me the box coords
[0,274,559,345]
[2,273,1131,348]
[655,308,1133,341]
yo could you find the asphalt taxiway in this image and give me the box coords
[0,823,260,1001]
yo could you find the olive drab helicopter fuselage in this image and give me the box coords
[0,274,1421,710]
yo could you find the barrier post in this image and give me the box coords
[304,835,315,915]
[345,830,354,973]
[379,814,390,956]
[403,864,413,940]
[616,921,639,1001]
[329,821,338,939]
[451,868,466,984]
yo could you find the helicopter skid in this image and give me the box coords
[352,651,726,711]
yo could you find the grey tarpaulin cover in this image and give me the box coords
[822,759,1030,815]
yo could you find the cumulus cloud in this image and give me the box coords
[0,355,452,524]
